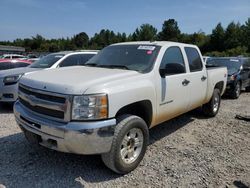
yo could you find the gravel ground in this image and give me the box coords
[0,93,249,188]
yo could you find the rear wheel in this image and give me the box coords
[231,82,241,99]
[101,115,149,174]
[202,88,221,117]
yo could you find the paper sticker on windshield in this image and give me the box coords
[55,55,64,58]
[138,45,155,51]
[230,59,239,62]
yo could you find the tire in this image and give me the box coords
[246,86,250,92]
[101,115,149,174]
[231,82,241,99]
[202,88,221,117]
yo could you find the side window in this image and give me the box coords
[78,54,95,65]
[160,46,186,75]
[59,55,79,67]
[185,47,203,72]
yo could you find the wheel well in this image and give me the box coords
[214,81,224,94]
[115,100,153,127]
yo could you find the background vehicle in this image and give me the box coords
[0,54,26,60]
[26,54,40,62]
[14,41,227,174]
[0,59,32,71]
[207,57,250,98]
[0,50,98,102]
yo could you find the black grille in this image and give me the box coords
[20,98,64,119]
[19,85,66,104]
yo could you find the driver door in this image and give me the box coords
[156,46,189,125]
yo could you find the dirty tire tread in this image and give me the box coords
[101,114,148,174]
[202,88,221,117]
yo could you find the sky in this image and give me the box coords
[0,0,249,41]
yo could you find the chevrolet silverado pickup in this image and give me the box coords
[14,41,227,174]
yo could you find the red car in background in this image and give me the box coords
[0,59,32,71]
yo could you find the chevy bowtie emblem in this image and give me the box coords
[28,95,36,106]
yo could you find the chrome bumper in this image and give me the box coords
[14,101,116,154]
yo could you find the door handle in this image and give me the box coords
[201,76,207,81]
[182,79,190,86]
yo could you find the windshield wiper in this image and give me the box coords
[97,64,130,70]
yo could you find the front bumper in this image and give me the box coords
[0,79,18,102]
[14,101,117,154]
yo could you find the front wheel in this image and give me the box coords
[202,88,221,117]
[245,86,250,92]
[101,115,149,174]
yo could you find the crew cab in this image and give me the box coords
[14,41,227,174]
[0,50,98,102]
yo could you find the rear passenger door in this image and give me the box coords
[184,47,207,110]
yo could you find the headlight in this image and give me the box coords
[3,74,23,84]
[72,94,108,120]
[229,75,236,81]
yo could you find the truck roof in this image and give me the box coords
[111,41,198,48]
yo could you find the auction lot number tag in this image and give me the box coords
[138,46,156,51]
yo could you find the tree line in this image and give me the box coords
[1,18,250,56]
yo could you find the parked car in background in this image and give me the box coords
[26,54,40,62]
[0,59,32,71]
[0,50,98,103]
[0,54,26,60]
[14,41,227,174]
[207,57,250,98]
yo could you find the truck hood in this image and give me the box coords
[20,66,141,95]
[0,67,41,78]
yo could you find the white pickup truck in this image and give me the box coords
[14,41,227,174]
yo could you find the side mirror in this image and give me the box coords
[160,63,185,77]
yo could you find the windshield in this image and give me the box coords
[29,53,65,68]
[85,44,160,73]
[207,58,242,74]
